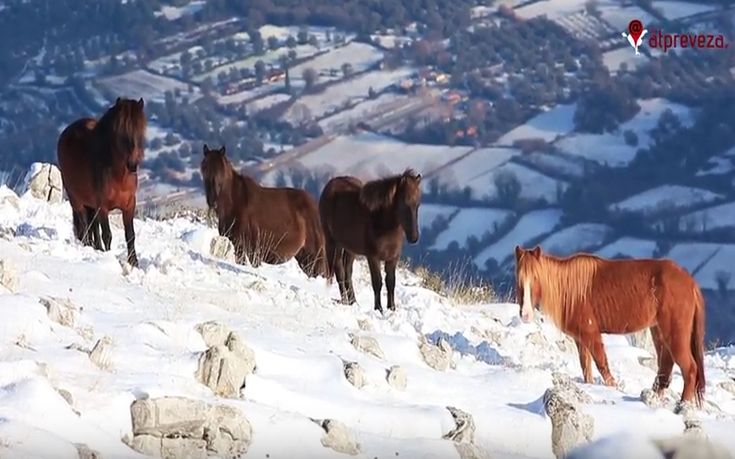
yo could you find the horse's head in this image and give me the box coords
[200,144,232,210]
[514,245,543,323]
[395,169,422,243]
[107,97,147,173]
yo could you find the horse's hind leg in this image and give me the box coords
[650,326,674,396]
[662,325,698,406]
[343,251,356,304]
[97,209,112,251]
[367,256,383,313]
[122,204,138,267]
[332,247,351,305]
[85,207,103,251]
[385,257,398,311]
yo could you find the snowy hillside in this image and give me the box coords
[1,187,735,459]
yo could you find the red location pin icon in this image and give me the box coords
[628,19,643,43]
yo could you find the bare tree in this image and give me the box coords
[302,67,318,90]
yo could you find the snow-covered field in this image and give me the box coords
[609,185,724,217]
[282,67,415,124]
[317,93,410,133]
[289,42,384,83]
[496,104,577,145]
[474,208,564,269]
[652,1,720,21]
[418,203,459,232]
[602,48,649,75]
[155,0,205,20]
[262,132,472,183]
[97,70,200,104]
[555,98,696,168]
[431,208,515,251]
[676,201,735,234]
[596,237,659,259]
[1,186,735,458]
[536,223,614,257]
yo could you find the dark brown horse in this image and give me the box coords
[514,245,706,409]
[57,97,147,267]
[319,170,422,313]
[200,144,326,277]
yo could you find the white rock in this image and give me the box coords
[209,236,236,263]
[544,386,595,458]
[443,407,476,444]
[195,332,256,398]
[386,365,407,391]
[318,419,360,456]
[344,361,366,389]
[0,259,19,293]
[419,336,453,371]
[89,336,114,370]
[23,162,63,204]
[350,334,385,359]
[40,296,78,327]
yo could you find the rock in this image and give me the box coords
[24,163,63,204]
[75,443,103,459]
[455,443,492,459]
[551,372,592,404]
[89,336,114,370]
[131,397,209,438]
[0,187,20,210]
[357,318,372,331]
[195,332,256,398]
[566,433,665,459]
[40,296,78,327]
[386,365,407,391]
[349,334,384,359]
[195,320,232,348]
[683,417,706,439]
[654,435,733,459]
[0,259,19,293]
[57,388,74,407]
[204,404,252,457]
[640,388,664,408]
[443,407,476,444]
[129,397,251,458]
[209,236,236,263]
[419,336,453,371]
[318,419,360,456]
[718,380,735,396]
[543,385,595,458]
[343,361,366,389]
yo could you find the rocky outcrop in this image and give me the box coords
[24,163,63,204]
[0,259,19,293]
[194,323,256,398]
[75,443,103,459]
[419,335,453,371]
[343,361,366,389]
[128,397,252,458]
[443,407,491,459]
[209,236,236,263]
[315,419,360,456]
[543,374,594,458]
[349,333,384,359]
[567,433,733,459]
[386,365,407,391]
[89,336,114,370]
[40,296,78,328]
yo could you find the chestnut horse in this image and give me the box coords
[319,169,422,313]
[514,245,706,409]
[200,144,326,277]
[57,97,147,267]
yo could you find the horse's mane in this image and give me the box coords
[359,168,419,211]
[92,98,147,174]
[527,252,601,328]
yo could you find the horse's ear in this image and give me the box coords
[220,145,226,156]
[416,173,422,183]
[138,98,145,108]
[531,246,541,258]
[515,245,523,260]
[115,97,121,105]
[203,144,210,155]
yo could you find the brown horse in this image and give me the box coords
[514,245,706,409]
[200,144,326,277]
[319,169,422,313]
[57,97,147,267]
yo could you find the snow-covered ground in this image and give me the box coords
[676,201,735,234]
[602,48,649,75]
[652,1,720,21]
[431,208,515,251]
[609,185,724,217]
[317,93,410,133]
[1,187,735,458]
[496,104,577,145]
[536,223,614,257]
[155,0,205,20]
[596,237,659,259]
[418,203,459,232]
[288,42,385,84]
[555,98,696,168]
[282,68,415,124]
[261,132,472,184]
[97,70,201,104]
[474,208,564,269]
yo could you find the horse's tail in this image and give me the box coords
[317,194,334,285]
[691,285,706,408]
[304,200,329,280]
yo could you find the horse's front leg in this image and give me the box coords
[581,328,616,387]
[366,256,383,313]
[122,203,138,268]
[574,338,594,384]
[385,257,398,311]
